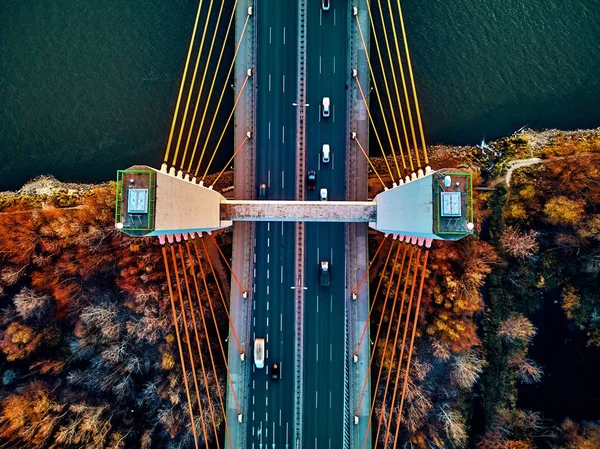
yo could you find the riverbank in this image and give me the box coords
[1,128,598,447]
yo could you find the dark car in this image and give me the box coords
[259,183,267,200]
[307,170,316,190]
[271,362,280,380]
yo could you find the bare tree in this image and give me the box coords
[497,315,537,343]
[500,227,539,259]
[508,353,543,384]
[450,350,486,390]
[437,404,467,447]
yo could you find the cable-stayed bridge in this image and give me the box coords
[114,1,473,448]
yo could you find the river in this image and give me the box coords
[1,0,599,191]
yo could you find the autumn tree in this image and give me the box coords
[543,196,586,226]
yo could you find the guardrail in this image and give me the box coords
[294,0,307,444]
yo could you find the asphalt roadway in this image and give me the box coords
[302,1,349,448]
[249,1,349,448]
[247,0,298,448]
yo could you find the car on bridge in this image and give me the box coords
[307,170,316,190]
[320,261,330,287]
[271,362,280,380]
[322,97,330,117]
[322,144,330,163]
[320,188,328,201]
[254,338,265,369]
[258,183,267,200]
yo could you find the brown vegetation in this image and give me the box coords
[0,181,230,448]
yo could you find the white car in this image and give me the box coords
[322,144,330,163]
[322,97,330,117]
[322,0,330,10]
[320,188,328,201]
[254,338,265,369]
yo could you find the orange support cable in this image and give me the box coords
[177,242,225,445]
[176,245,213,447]
[170,245,220,447]
[382,248,422,449]
[353,235,389,297]
[202,237,243,355]
[211,136,249,188]
[373,248,412,449]
[161,246,199,449]
[209,233,245,294]
[393,250,429,448]
[355,239,396,356]
[193,239,242,416]
[356,244,406,432]
[371,246,414,448]
[171,0,216,169]
[181,243,231,448]
[163,0,204,165]
[360,246,411,449]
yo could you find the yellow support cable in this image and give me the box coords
[163,0,204,165]
[200,75,249,179]
[180,0,232,170]
[171,0,217,169]
[188,13,250,174]
[375,0,416,172]
[383,0,421,169]
[211,136,248,187]
[355,16,405,178]
[397,0,429,165]
[364,0,410,172]
[354,137,386,189]
[355,76,395,183]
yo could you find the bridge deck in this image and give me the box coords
[222,200,376,222]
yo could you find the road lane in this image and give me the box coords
[248,0,298,447]
[303,0,349,447]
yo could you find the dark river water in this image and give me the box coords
[1,0,600,192]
